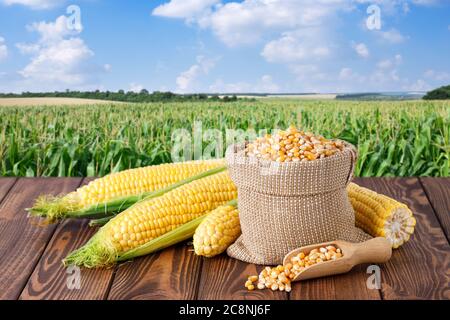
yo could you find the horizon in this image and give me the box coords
[0,89,429,95]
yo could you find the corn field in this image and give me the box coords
[0,100,449,177]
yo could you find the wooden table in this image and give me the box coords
[0,177,448,300]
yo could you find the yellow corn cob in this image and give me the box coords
[30,159,225,221]
[348,182,416,249]
[64,171,237,267]
[74,159,226,207]
[193,201,240,257]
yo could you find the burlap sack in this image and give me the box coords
[226,142,370,265]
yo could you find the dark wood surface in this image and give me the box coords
[0,177,448,300]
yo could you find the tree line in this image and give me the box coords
[0,90,244,103]
[423,85,450,100]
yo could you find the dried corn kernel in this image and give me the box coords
[245,245,344,292]
[246,126,344,163]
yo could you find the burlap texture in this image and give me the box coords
[225,142,371,265]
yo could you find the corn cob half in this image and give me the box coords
[348,182,416,249]
[64,171,237,268]
[193,200,240,257]
[29,159,226,222]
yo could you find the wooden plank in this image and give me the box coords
[197,254,287,300]
[0,178,82,300]
[420,178,450,242]
[20,178,115,300]
[108,242,202,300]
[0,178,16,204]
[290,263,382,300]
[355,177,450,300]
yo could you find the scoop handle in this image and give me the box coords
[352,237,392,264]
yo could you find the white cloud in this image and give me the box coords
[2,0,64,9]
[378,28,407,43]
[377,54,402,69]
[176,55,217,92]
[155,0,349,47]
[339,68,357,80]
[377,59,393,69]
[424,69,450,81]
[403,79,430,91]
[258,75,280,92]
[176,65,201,92]
[0,37,8,61]
[209,74,280,93]
[261,29,331,63]
[352,42,369,58]
[402,2,410,13]
[290,64,328,82]
[26,15,78,42]
[209,79,250,93]
[411,0,439,5]
[153,0,219,20]
[394,54,403,64]
[129,83,144,93]
[356,0,439,15]
[14,15,106,91]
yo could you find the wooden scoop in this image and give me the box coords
[283,237,392,282]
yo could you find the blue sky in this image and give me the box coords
[0,0,449,93]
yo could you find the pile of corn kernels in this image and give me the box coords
[245,245,343,292]
[246,126,344,162]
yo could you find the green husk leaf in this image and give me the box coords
[89,216,113,227]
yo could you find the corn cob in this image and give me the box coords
[347,183,416,248]
[193,200,240,257]
[64,171,237,267]
[29,159,226,222]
